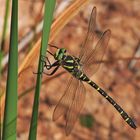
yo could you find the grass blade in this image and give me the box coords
[2,0,18,139]
[28,0,56,140]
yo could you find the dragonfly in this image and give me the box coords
[40,7,137,135]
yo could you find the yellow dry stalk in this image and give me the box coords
[0,90,5,122]
[18,0,89,74]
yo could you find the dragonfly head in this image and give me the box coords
[54,48,66,60]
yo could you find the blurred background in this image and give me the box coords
[0,0,140,139]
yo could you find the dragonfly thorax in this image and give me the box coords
[60,55,84,78]
[54,48,66,61]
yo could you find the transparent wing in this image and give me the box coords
[18,66,36,95]
[82,30,111,77]
[78,7,111,77]
[53,76,79,121]
[65,81,86,136]
[79,7,96,61]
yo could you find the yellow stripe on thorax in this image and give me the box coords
[66,60,74,63]
[63,65,74,69]
[80,73,83,78]
[83,76,86,80]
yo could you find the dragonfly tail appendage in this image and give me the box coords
[86,79,137,129]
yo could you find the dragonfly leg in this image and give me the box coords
[43,65,60,76]
[47,50,54,57]
[41,55,51,69]
[33,56,52,74]
[48,44,59,49]
[34,54,60,75]
[33,66,44,75]
[41,55,60,75]
[43,59,59,70]
[33,60,45,75]
[43,60,60,75]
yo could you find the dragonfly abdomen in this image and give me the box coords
[86,80,137,129]
[77,72,89,81]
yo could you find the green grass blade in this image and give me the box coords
[28,0,56,140]
[2,0,18,139]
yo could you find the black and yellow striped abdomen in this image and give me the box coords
[78,72,136,129]
[86,78,136,129]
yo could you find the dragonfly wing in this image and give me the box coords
[18,66,35,94]
[79,7,96,61]
[53,76,79,121]
[82,29,111,77]
[65,81,86,136]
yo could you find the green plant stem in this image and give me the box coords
[2,0,18,139]
[28,0,56,140]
